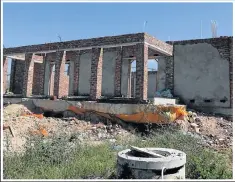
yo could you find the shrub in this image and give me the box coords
[3,129,232,179]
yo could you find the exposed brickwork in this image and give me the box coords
[49,63,55,96]
[11,60,25,94]
[22,53,34,97]
[71,51,80,95]
[32,61,45,95]
[229,37,233,108]
[90,48,103,100]
[4,33,169,59]
[4,33,145,55]
[165,56,174,92]
[3,56,8,93]
[135,43,148,101]
[131,71,158,97]
[122,46,136,58]
[144,33,173,56]
[167,36,232,60]
[53,51,68,98]
[114,47,123,96]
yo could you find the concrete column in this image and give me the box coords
[114,47,123,96]
[135,43,148,101]
[53,51,67,98]
[43,59,51,95]
[90,48,103,100]
[22,53,34,97]
[3,56,8,94]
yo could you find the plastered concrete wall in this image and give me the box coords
[174,43,230,107]
[101,51,116,96]
[78,53,91,95]
[156,57,166,91]
[121,59,129,97]
[131,71,157,98]
[148,72,157,97]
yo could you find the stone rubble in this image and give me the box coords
[176,110,233,149]
[3,104,135,153]
[3,104,233,153]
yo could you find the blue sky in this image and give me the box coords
[3,2,233,73]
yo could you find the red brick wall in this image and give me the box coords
[53,51,69,98]
[135,43,148,101]
[11,60,25,94]
[22,53,34,97]
[70,51,80,96]
[49,63,55,96]
[114,47,122,96]
[32,62,45,95]
[90,48,103,100]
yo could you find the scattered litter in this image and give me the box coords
[3,125,15,137]
[156,89,173,98]
[130,146,165,158]
[111,145,125,151]
[21,113,44,119]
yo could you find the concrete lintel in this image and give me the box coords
[4,41,173,57]
[145,42,173,56]
[122,56,161,60]
[4,42,143,55]
[7,55,25,60]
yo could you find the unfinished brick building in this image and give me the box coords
[3,33,172,101]
[2,33,233,116]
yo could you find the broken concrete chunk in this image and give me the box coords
[190,123,198,128]
[194,127,200,133]
[130,146,165,158]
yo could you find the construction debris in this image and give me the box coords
[3,104,135,153]
[3,125,15,137]
[155,89,173,98]
[175,110,233,149]
[67,104,188,123]
[3,103,232,154]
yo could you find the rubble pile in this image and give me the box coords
[3,104,134,153]
[3,104,232,153]
[176,111,233,149]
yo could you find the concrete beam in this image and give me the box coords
[4,33,172,57]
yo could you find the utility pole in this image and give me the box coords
[57,34,62,42]
[200,20,203,39]
[143,21,148,32]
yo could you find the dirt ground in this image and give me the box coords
[3,104,135,153]
[176,110,233,149]
[3,104,233,153]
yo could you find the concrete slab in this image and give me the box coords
[150,97,177,105]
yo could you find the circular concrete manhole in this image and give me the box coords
[117,146,186,179]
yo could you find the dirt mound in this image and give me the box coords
[176,111,233,149]
[3,104,135,154]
